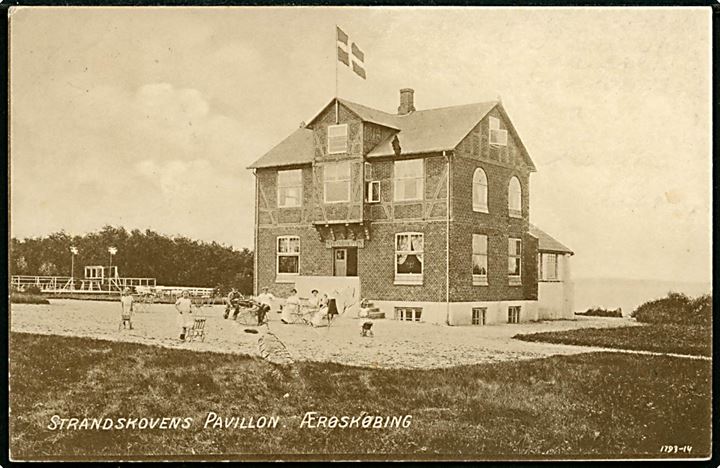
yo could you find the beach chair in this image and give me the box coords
[360,320,374,337]
[187,317,207,342]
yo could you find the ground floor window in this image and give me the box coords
[508,237,522,285]
[277,236,300,275]
[507,306,521,324]
[395,232,423,285]
[472,307,487,325]
[395,307,422,322]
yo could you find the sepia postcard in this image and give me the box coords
[6,5,713,463]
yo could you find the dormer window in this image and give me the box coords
[328,124,348,154]
[489,116,508,146]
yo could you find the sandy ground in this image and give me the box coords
[10,299,641,369]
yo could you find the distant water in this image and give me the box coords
[572,278,712,316]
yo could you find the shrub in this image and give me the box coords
[632,292,712,325]
[575,307,623,318]
[24,285,42,295]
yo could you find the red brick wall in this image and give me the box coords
[449,106,537,302]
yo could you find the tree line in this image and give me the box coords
[10,226,254,294]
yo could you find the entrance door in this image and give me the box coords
[334,249,347,276]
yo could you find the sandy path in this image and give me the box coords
[11,300,640,369]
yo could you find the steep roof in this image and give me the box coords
[366,101,497,158]
[248,97,536,170]
[529,225,574,255]
[247,128,314,169]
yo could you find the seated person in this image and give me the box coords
[280,289,301,324]
[309,293,330,327]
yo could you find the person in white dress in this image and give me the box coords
[281,289,300,324]
[175,291,193,340]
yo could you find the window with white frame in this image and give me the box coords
[472,234,488,286]
[508,237,522,284]
[394,159,424,202]
[508,176,522,218]
[395,233,423,284]
[327,124,348,154]
[277,169,302,208]
[472,168,489,213]
[276,236,300,275]
[323,161,351,203]
[472,307,487,325]
[395,307,422,322]
[508,306,521,324]
[489,116,508,146]
[539,253,560,281]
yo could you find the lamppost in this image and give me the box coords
[108,247,117,279]
[70,246,78,290]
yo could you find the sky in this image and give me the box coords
[9,7,711,283]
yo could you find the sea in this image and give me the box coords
[572,277,712,316]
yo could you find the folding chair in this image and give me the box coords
[187,317,207,342]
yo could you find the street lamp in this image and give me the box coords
[108,247,117,278]
[70,246,78,290]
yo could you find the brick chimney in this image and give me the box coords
[397,88,415,115]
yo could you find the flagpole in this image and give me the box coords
[335,24,339,124]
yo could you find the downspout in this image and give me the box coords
[253,169,259,296]
[444,150,451,325]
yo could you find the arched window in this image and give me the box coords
[508,176,522,217]
[472,168,488,213]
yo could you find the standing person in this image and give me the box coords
[175,290,193,341]
[224,287,243,320]
[326,293,339,324]
[256,287,275,325]
[120,287,134,330]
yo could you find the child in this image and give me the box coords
[175,291,193,340]
[120,287,134,330]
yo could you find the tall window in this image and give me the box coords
[395,232,423,284]
[472,307,487,325]
[539,253,560,281]
[508,176,522,218]
[472,168,489,213]
[277,169,302,208]
[472,234,488,286]
[394,159,424,202]
[489,116,508,146]
[277,236,300,275]
[324,161,351,203]
[508,238,522,285]
[327,124,348,154]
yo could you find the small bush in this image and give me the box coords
[10,293,49,305]
[24,285,42,295]
[575,307,623,318]
[632,292,712,325]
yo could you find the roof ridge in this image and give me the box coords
[338,97,499,117]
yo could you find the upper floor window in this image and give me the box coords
[472,168,489,213]
[327,124,348,154]
[489,116,508,146]
[395,232,423,285]
[508,237,522,285]
[324,161,351,203]
[508,176,522,218]
[394,159,424,202]
[277,169,302,208]
[472,234,488,286]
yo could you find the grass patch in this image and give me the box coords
[9,332,710,461]
[10,293,50,305]
[514,324,711,357]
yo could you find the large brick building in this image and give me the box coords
[248,89,573,325]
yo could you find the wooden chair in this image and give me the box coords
[187,317,207,342]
